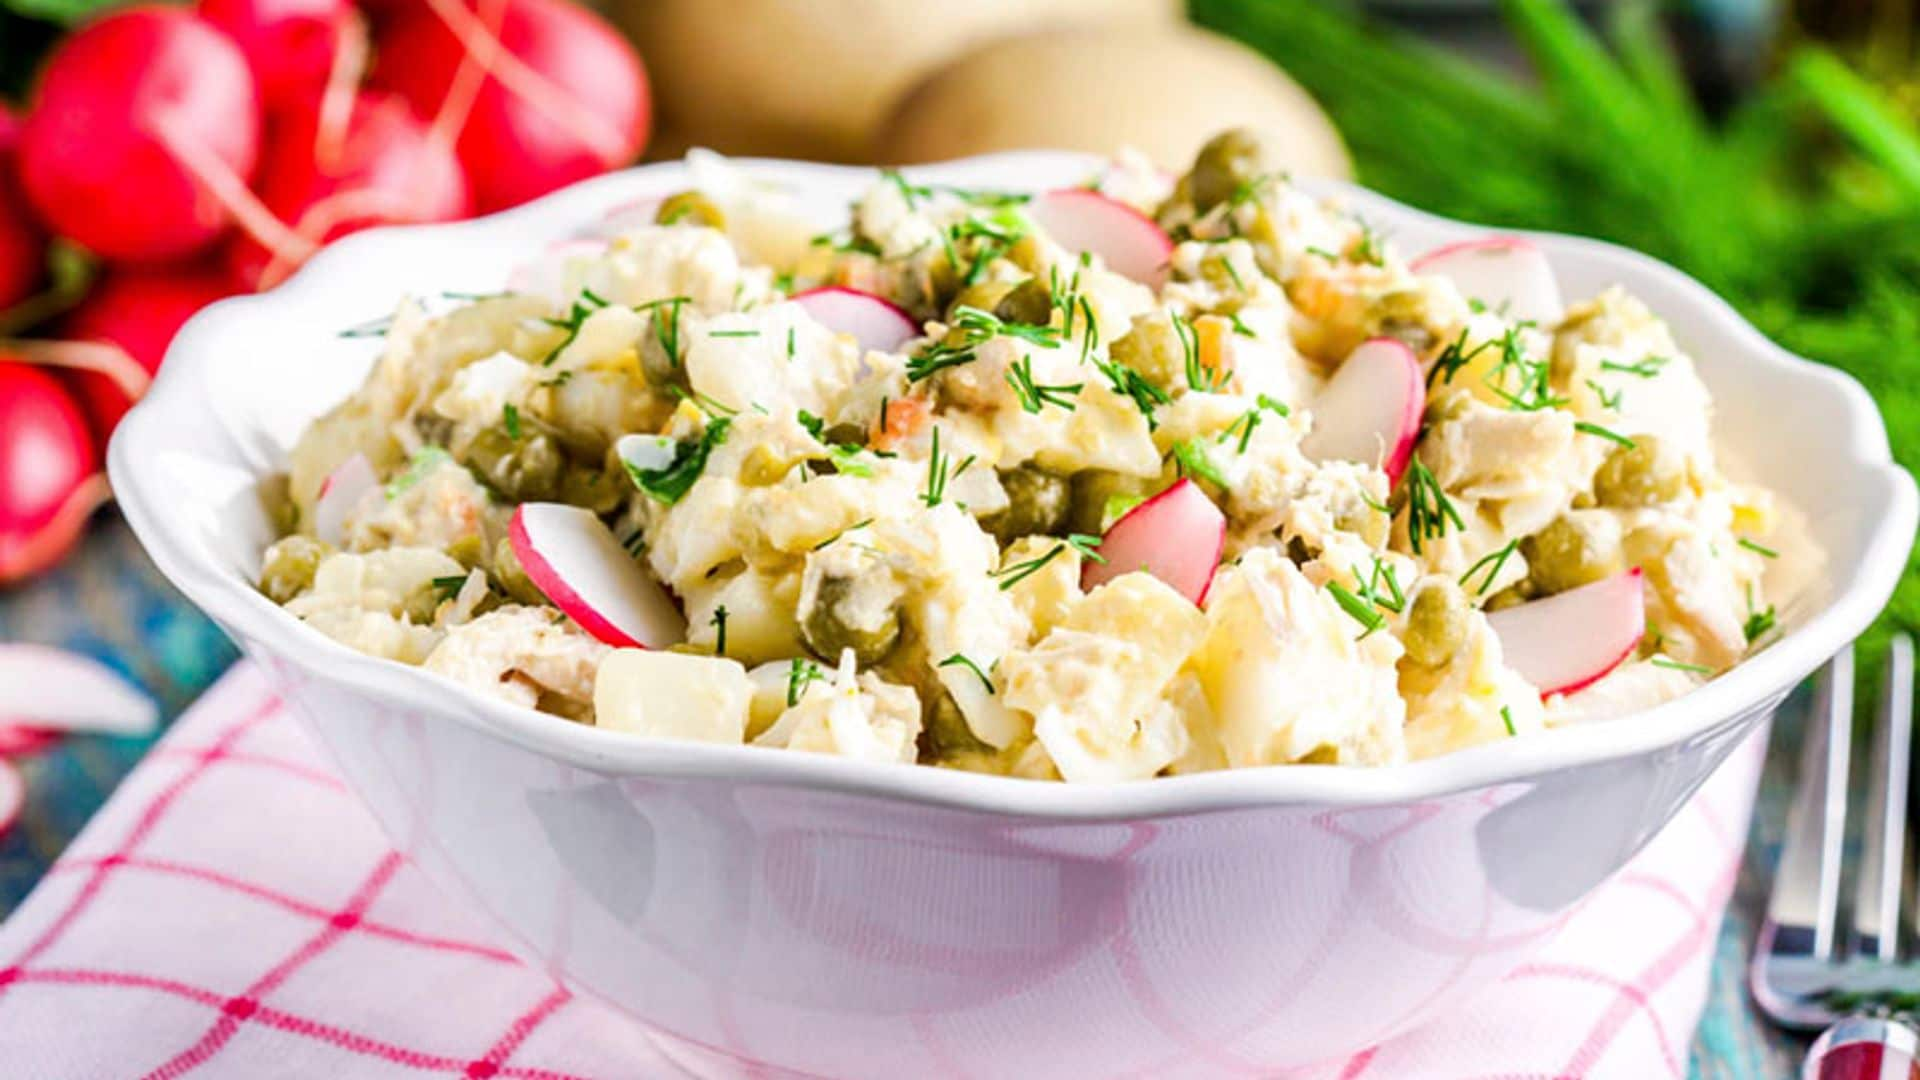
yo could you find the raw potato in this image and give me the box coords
[876,25,1351,178]
[614,0,1181,163]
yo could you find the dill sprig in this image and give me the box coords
[1005,356,1082,413]
[710,604,729,656]
[1458,538,1520,596]
[939,653,996,695]
[1574,420,1637,448]
[786,657,825,707]
[539,288,611,365]
[1601,355,1671,378]
[1091,355,1171,430]
[921,426,951,507]
[993,534,1105,591]
[1403,459,1464,554]
[625,418,731,505]
[1172,437,1229,488]
[1327,581,1387,639]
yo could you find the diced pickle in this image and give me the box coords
[993,278,1054,328]
[980,466,1071,542]
[656,191,725,229]
[1190,128,1276,213]
[259,535,331,604]
[919,691,993,761]
[465,426,566,503]
[492,537,547,606]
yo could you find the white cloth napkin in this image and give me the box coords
[0,663,1765,1078]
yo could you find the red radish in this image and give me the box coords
[0,107,46,313]
[1081,479,1226,606]
[313,452,378,544]
[1026,188,1174,288]
[19,6,266,262]
[792,286,918,354]
[370,0,650,213]
[0,644,159,736]
[0,360,108,585]
[1410,236,1564,327]
[0,725,60,757]
[505,238,607,305]
[199,0,355,109]
[0,758,20,838]
[59,260,236,446]
[1300,337,1425,484]
[1487,568,1646,697]
[508,502,685,648]
[227,91,472,290]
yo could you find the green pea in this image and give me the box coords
[980,466,1071,543]
[800,576,901,667]
[259,535,331,604]
[1593,434,1686,508]
[1522,513,1626,596]
[1403,578,1470,668]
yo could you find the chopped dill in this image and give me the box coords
[1172,437,1228,488]
[1738,537,1780,559]
[501,403,521,440]
[710,605,729,656]
[786,657,825,706]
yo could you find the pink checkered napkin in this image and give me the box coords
[0,664,1764,1079]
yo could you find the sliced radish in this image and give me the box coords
[508,502,685,649]
[0,644,158,737]
[1026,188,1174,288]
[0,758,19,838]
[313,452,377,545]
[505,238,608,307]
[1488,568,1646,697]
[1300,337,1425,485]
[1410,235,1563,326]
[791,287,918,355]
[1081,479,1226,606]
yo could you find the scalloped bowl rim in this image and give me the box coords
[109,151,1917,821]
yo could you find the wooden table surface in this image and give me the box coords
[0,514,1806,1077]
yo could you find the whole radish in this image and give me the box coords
[227,91,470,290]
[60,260,236,446]
[199,0,357,111]
[19,6,263,261]
[0,359,107,585]
[0,108,46,313]
[370,0,649,212]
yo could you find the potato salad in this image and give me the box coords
[259,129,1809,782]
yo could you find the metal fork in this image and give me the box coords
[1753,634,1918,1079]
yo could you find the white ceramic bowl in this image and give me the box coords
[111,153,1915,1078]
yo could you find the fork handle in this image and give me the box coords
[1805,1016,1920,1080]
